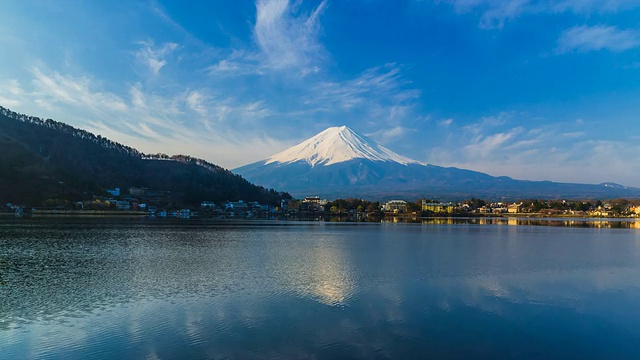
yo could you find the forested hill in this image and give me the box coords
[0,106,291,207]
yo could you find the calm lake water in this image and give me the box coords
[2,218,640,359]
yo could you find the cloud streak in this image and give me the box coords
[134,41,179,75]
[425,112,640,186]
[442,0,640,29]
[6,66,285,168]
[254,0,327,73]
[557,25,640,53]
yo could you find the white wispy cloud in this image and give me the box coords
[441,0,640,29]
[479,0,531,29]
[463,127,523,158]
[0,79,24,107]
[5,66,285,168]
[557,25,640,53]
[134,41,179,75]
[206,0,328,77]
[206,50,262,77]
[439,118,454,126]
[308,64,417,111]
[425,112,640,185]
[367,126,415,144]
[462,112,511,136]
[31,67,129,113]
[444,0,539,29]
[186,90,209,117]
[254,0,327,73]
[553,0,640,13]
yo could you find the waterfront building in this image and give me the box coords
[508,203,523,213]
[385,200,408,212]
[421,201,454,213]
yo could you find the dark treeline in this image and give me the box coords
[0,106,291,207]
[325,198,382,214]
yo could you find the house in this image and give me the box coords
[508,203,523,213]
[201,201,216,209]
[590,206,613,217]
[384,200,407,213]
[224,201,248,211]
[129,187,147,196]
[116,201,130,210]
[304,196,328,205]
[105,187,120,197]
[248,201,261,209]
[176,209,191,219]
[301,196,326,212]
[493,207,507,214]
[422,201,454,213]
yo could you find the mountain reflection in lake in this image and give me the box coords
[2,219,640,359]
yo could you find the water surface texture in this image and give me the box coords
[2,220,640,359]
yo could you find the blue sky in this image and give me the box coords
[1,0,639,186]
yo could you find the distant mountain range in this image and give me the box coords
[0,106,290,207]
[234,126,640,200]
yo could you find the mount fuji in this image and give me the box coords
[233,126,640,200]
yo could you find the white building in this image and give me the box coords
[384,200,407,212]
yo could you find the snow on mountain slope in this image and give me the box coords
[233,125,640,200]
[265,126,424,167]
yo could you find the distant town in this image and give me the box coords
[3,185,640,220]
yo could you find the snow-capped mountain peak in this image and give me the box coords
[265,126,424,167]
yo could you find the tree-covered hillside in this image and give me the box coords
[0,106,290,207]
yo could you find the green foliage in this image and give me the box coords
[325,198,380,214]
[467,198,486,209]
[575,201,592,212]
[406,200,421,212]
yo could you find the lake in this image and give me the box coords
[2,218,640,359]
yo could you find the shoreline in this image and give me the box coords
[30,209,149,218]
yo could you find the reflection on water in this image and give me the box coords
[278,239,355,306]
[2,220,640,358]
[386,216,640,229]
[309,247,353,306]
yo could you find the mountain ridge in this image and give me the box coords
[0,105,291,207]
[234,126,640,200]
